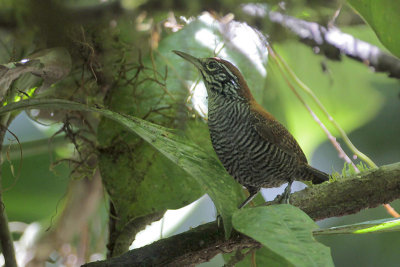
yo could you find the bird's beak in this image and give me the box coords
[173,50,203,70]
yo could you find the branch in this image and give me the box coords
[83,162,400,267]
[84,221,260,267]
[0,1,123,30]
[108,210,165,257]
[263,11,400,79]
[284,163,400,220]
[0,114,18,267]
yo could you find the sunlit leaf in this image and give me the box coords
[347,0,400,58]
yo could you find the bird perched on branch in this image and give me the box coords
[174,50,329,208]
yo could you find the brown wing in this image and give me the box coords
[250,101,308,163]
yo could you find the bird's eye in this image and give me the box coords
[207,61,218,71]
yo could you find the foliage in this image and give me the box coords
[348,0,400,57]
[330,161,370,180]
[0,0,400,266]
[232,205,333,267]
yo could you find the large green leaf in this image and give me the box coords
[0,98,244,237]
[232,205,333,267]
[348,0,400,58]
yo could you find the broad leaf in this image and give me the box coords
[232,205,333,267]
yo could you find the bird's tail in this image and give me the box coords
[302,165,329,184]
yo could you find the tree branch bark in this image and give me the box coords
[3,2,399,78]
[263,10,400,79]
[0,114,18,267]
[108,210,165,257]
[0,1,123,30]
[82,162,400,267]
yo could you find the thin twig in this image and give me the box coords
[268,45,400,217]
[271,45,377,168]
[267,46,357,169]
[2,127,22,192]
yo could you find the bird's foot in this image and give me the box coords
[278,181,293,204]
[238,186,260,209]
[216,214,223,229]
[279,190,291,204]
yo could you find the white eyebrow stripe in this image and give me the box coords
[221,64,238,83]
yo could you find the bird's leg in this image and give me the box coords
[238,186,260,209]
[279,181,293,204]
[216,214,223,230]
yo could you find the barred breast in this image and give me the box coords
[208,97,299,189]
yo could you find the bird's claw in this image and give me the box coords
[278,182,292,204]
[216,214,223,229]
[279,190,291,204]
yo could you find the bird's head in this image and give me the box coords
[173,50,253,101]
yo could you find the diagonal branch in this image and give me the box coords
[264,11,400,79]
[239,6,400,79]
[83,162,400,267]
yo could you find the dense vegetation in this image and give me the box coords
[0,1,400,266]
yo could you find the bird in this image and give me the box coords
[173,50,329,208]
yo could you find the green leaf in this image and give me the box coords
[0,98,244,237]
[314,218,400,235]
[232,205,333,267]
[347,0,400,58]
